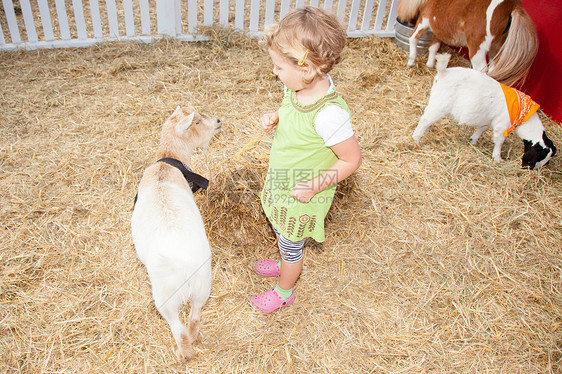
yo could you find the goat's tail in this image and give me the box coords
[488,5,538,87]
[397,0,427,24]
[435,53,451,74]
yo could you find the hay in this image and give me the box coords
[1,31,561,373]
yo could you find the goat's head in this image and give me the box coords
[522,132,556,169]
[161,106,222,153]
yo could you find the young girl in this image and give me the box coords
[251,6,362,313]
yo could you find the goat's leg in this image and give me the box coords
[490,124,507,161]
[413,105,446,144]
[470,126,489,145]
[186,297,205,345]
[152,280,193,361]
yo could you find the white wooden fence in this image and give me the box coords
[0,0,400,51]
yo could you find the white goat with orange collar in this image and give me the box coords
[413,54,556,169]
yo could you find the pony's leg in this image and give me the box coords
[426,40,441,68]
[487,31,510,74]
[470,46,489,73]
[470,126,489,145]
[407,38,419,68]
[487,41,502,72]
[408,17,431,67]
[467,9,493,73]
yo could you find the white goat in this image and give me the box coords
[131,106,221,361]
[413,54,556,169]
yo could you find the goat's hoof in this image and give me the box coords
[176,334,196,362]
[176,347,195,362]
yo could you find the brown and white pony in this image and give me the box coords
[398,0,538,86]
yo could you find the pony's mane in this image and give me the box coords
[397,0,428,23]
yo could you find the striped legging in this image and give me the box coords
[273,227,305,263]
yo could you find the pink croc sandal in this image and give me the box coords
[254,259,281,277]
[250,289,295,314]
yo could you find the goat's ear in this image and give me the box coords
[542,132,557,157]
[176,111,196,135]
[521,140,537,169]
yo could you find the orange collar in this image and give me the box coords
[499,82,540,137]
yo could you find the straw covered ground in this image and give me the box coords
[1,30,561,373]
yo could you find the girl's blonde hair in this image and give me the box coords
[262,6,346,84]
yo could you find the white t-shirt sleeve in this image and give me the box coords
[315,105,354,147]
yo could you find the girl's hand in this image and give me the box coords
[290,182,316,203]
[260,111,279,131]
[289,136,362,204]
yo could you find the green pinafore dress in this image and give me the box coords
[261,88,350,242]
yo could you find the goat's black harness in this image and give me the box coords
[133,157,209,206]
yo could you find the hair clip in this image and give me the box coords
[297,49,309,66]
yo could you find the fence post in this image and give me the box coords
[2,0,21,44]
[156,0,179,36]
